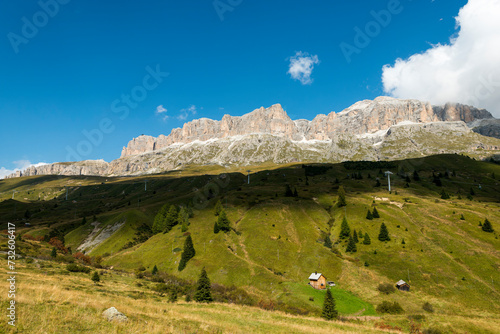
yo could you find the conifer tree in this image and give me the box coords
[352,230,359,243]
[214,199,223,216]
[339,216,350,240]
[337,186,347,207]
[378,222,391,241]
[91,271,100,283]
[51,247,57,258]
[413,170,420,181]
[482,218,494,232]
[178,235,195,271]
[440,189,450,199]
[366,209,373,220]
[152,204,169,234]
[321,289,338,320]
[324,235,332,249]
[372,207,380,218]
[152,265,158,275]
[293,187,298,197]
[375,179,381,187]
[168,287,178,303]
[285,184,293,197]
[217,210,231,232]
[164,205,179,233]
[82,216,87,225]
[363,232,371,245]
[346,236,357,253]
[213,221,220,234]
[194,268,213,303]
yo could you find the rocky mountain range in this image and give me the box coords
[6,97,500,178]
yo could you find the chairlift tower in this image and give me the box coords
[247,170,251,184]
[385,171,394,192]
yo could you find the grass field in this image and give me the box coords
[0,154,499,333]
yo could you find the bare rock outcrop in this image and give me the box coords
[120,97,494,157]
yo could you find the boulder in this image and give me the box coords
[102,307,128,322]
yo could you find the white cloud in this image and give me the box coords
[156,105,167,113]
[0,160,48,179]
[177,105,198,121]
[382,0,500,117]
[287,51,320,85]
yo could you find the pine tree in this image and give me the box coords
[164,205,179,233]
[194,268,213,303]
[293,188,298,197]
[324,235,332,249]
[440,189,450,199]
[168,287,178,303]
[51,247,57,258]
[91,271,100,283]
[363,232,371,245]
[213,221,220,234]
[482,218,494,232]
[217,210,231,232]
[352,230,359,243]
[178,235,195,271]
[152,265,158,275]
[337,186,347,207]
[366,209,373,220]
[321,289,338,320]
[378,222,391,241]
[285,184,293,197]
[470,187,475,196]
[339,216,351,240]
[346,236,357,252]
[81,216,87,225]
[152,204,169,234]
[214,199,223,216]
[372,207,380,218]
[413,171,420,181]
[375,179,381,187]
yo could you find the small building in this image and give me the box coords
[309,272,327,290]
[395,280,410,291]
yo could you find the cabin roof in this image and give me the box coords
[396,280,408,286]
[309,273,323,280]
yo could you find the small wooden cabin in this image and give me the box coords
[309,272,327,290]
[395,280,410,291]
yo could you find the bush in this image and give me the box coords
[408,314,426,322]
[376,301,404,314]
[423,328,442,334]
[377,283,396,295]
[66,263,91,273]
[422,302,434,313]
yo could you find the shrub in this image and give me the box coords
[423,328,443,334]
[422,302,434,313]
[66,263,91,273]
[377,283,396,295]
[376,301,404,314]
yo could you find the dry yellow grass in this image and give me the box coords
[0,260,396,334]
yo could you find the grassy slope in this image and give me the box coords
[0,260,390,334]
[1,154,499,333]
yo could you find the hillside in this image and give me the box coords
[1,154,499,333]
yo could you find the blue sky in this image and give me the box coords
[1,0,488,176]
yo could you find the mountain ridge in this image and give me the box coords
[120,96,494,158]
[6,96,500,179]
